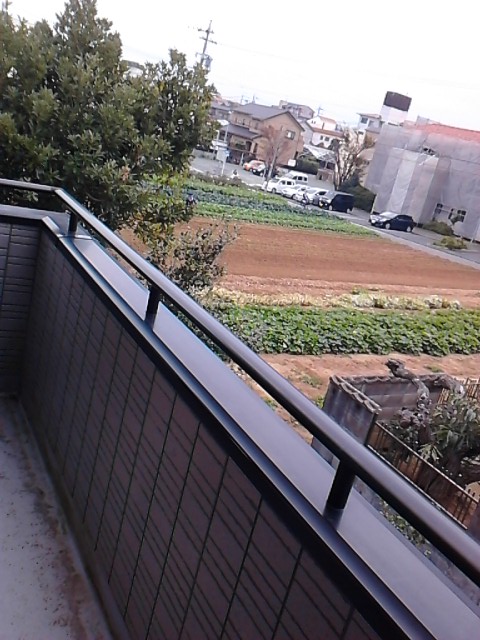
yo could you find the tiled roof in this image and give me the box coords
[310,127,344,137]
[222,123,260,140]
[234,103,288,120]
[318,116,337,123]
[417,123,480,143]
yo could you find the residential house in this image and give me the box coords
[209,96,240,121]
[357,113,383,140]
[308,115,338,132]
[365,121,480,241]
[304,115,343,149]
[309,126,344,149]
[222,102,304,166]
[301,121,314,146]
[278,100,315,122]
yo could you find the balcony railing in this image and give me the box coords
[1,177,479,640]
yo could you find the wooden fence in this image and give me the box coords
[368,423,479,528]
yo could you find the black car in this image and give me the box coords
[369,212,415,232]
[318,191,354,213]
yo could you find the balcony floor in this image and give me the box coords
[0,396,110,640]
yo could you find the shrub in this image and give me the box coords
[423,221,454,236]
[342,184,375,212]
[434,237,467,250]
[292,158,320,175]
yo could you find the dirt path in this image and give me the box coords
[263,353,480,401]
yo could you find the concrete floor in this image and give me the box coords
[0,397,111,640]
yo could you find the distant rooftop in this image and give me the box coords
[221,122,260,140]
[309,126,344,137]
[234,102,296,121]
[416,123,480,143]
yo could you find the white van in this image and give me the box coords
[284,171,309,184]
[262,177,297,193]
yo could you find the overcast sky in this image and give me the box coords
[9,0,480,129]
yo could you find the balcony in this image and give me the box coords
[0,178,479,639]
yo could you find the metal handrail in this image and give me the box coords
[1,177,479,588]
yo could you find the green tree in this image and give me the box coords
[0,0,232,293]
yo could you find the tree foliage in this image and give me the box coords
[0,1,214,229]
[136,219,236,296]
[0,0,235,295]
[386,361,480,487]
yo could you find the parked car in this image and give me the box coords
[307,188,328,205]
[318,191,354,212]
[251,163,266,176]
[263,177,297,193]
[283,171,309,185]
[369,212,415,232]
[283,185,309,200]
[244,159,264,173]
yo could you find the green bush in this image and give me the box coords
[434,236,467,250]
[208,305,480,356]
[291,158,320,175]
[342,184,375,212]
[423,221,454,236]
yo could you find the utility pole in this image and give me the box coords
[197,20,217,70]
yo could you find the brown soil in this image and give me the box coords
[263,353,480,401]
[220,223,480,307]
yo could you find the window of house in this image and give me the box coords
[360,116,368,124]
[286,130,295,140]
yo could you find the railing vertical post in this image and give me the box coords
[68,212,78,235]
[145,284,161,327]
[326,462,356,513]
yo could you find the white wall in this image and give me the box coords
[380,105,408,126]
[308,116,337,132]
